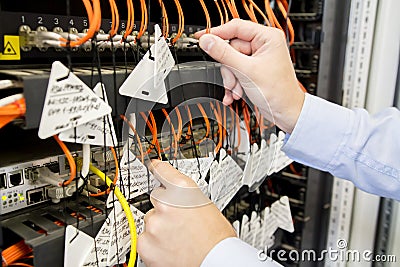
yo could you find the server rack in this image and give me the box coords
[0,1,357,267]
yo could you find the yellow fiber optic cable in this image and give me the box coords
[89,164,137,267]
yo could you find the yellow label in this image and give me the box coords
[0,35,21,60]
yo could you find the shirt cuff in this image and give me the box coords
[201,237,282,267]
[282,93,354,172]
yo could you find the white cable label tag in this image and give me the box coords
[209,160,222,200]
[119,25,173,104]
[234,121,251,163]
[64,225,95,267]
[59,83,117,146]
[39,61,111,139]
[271,196,294,233]
[118,145,159,199]
[232,220,240,237]
[262,207,279,241]
[137,256,147,267]
[172,156,213,181]
[247,139,273,189]
[234,196,294,250]
[252,139,270,185]
[119,53,168,103]
[249,211,260,247]
[242,152,253,186]
[209,148,243,210]
[82,202,145,266]
[248,143,262,187]
[240,214,252,244]
[106,202,129,265]
[82,218,111,267]
[154,24,175,87]
[271,131,293,173]
[171,156,213,195]
[107,203,145,266]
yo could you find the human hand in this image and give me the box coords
[137,160,236,267]
[194,19,305,133]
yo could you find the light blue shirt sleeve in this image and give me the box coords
[282,93,400,200]
[201,237,282,267]
[201,94,400,267]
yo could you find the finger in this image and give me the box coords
[220,65,237,90]
[148,160,211,208]
[137,233,158,266]
[223,89,234,105]
[195,19,265,42]
[143,208,163,235]
[147,160,196,188]
[144,208,156,225]
[229,38,252,55]
[149,194,167,211]
[232,82,244,100]
[199,34,249,71]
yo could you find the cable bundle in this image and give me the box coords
[0,97,26,129]
[1,241,33,267]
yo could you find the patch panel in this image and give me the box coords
[18,25,201,53]
[0,7,205,65]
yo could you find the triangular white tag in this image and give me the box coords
[59,83,117,146]
[119,26,173,104]
[154,24,175,87]
[232,220,240,237]
[171,157,213,196]
[118,145,159,199]
[119,50,168,104]
[105,202,145,265]
[262,207,279,240]
[83,209,114,266]
[107,202,129,265]
[235,121,251,163]
[64,225,95,267]
[38,61,111,139]
[271,196,294,233]
[210,148,243,210]
[272,131,293,173]
[172,157,213,182]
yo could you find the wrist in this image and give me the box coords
[271,90,305,134]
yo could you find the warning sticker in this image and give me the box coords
[0,36,20,60]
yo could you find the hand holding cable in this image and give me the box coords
[194,19,305,134]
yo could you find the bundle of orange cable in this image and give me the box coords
[136,0,149,40]
[172,0,185,44]
[140,112,161,159]
[199,0,212,33]
[60,0,101,47]
[0,98,26,129]
[123,0,135,40]
[108,0,120,37]
[2,241,33,267]
[158,0,170,38]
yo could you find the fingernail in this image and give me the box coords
[199,35,215,52]
[223,95,228,104]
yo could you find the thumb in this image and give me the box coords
[199,34,248,71]
[148,160,196,188]
[148,160,211,208]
